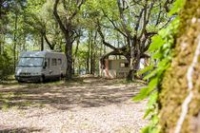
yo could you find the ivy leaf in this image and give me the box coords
[133,77,158,101]
[143,68,158,80]
[152,51,163,59]
[147,91,158,108]
[144,107,154,119]
[133,87,149,101]
[143,91,158,118]
[141,126,151,133]
[149,35,164,52]
[138,65,154,76]
[169,0,186,16]
[158,58,170,69]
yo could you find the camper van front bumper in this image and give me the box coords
[15,75,42,82]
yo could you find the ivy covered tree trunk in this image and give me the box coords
[159,1,200,132]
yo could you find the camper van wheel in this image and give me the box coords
[18,80,24,83]
[58,76,61,81]
[39,76,45,83]
[59,74,63,80]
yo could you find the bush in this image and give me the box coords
[0,52,13,81]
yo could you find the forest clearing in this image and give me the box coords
[0,78,148,133]
[1,0,199,132]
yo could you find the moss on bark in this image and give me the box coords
[159,1,200,132]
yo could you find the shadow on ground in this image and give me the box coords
[0,127,42,133]
[0,78,143,110]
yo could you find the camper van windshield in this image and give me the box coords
[18,57,44,67]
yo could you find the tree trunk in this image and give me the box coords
[126,45,134,81]
[13,13,18,70]
[41,34,44,51]
[65,36,73,79]
[86,45,90,73]
[90,35,95,74]
[91,31,98,75]
[126,38,140,81]
[126,55,140,81]
[159,1,200,132]
[53,0,84,80]
[0,38,2,55]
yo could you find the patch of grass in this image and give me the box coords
[2,103,9,111]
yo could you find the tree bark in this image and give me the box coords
[159,1,200,132]
[0,0,3,20]
[126,36,141,81]
[53,0,84,79]
[13,12,18,70]
[0,36,2,55]
[44,34,54,50]
[91,31,98,74]
[41,33,44,51]
[53,0,73,79]
[65,37,73,79]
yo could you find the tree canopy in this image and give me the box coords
[0,0,175,80]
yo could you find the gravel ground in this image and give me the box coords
[0,78,148,133]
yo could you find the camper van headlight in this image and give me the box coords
[16,69,21,75]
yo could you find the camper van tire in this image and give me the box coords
[39,75,45,83]
[17,80,24,83]
[60,74,64,80]
[58,75,62,81]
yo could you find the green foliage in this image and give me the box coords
[169,0,186,16]
[140,19,179,133]
[133,0,186,132]
[0,52,13,81]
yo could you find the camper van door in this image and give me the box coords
[42,53,64,79]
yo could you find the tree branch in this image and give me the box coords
[164,0,175,12]
[117,0,132,37]
[155,0,162,26]
[96,20,118,51]
[53,0,67,37]
[101,9,128,38]
[135,8,144,35]
[44,34,54,50]
[69,0,84,21]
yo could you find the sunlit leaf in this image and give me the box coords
[149,35,164,52]
[169,0,186,16]
[138,65,154,75]
[133,77,158,101]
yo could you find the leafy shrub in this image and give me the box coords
[0,52,13,81]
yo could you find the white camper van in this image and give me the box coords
[15,51,67,82]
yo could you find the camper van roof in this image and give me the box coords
[20,51,61,58]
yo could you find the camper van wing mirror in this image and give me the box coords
[43,61,47,69]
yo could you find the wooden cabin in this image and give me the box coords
[99,58,130,78]
[99,53,150,79]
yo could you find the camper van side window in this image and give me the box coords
[58,59,62,65]
[120,62,129,68]
[125,63,129,67]
[52,58,57,66]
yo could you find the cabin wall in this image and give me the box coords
[100,59,129,78]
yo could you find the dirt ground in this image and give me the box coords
[0,78,148,133]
